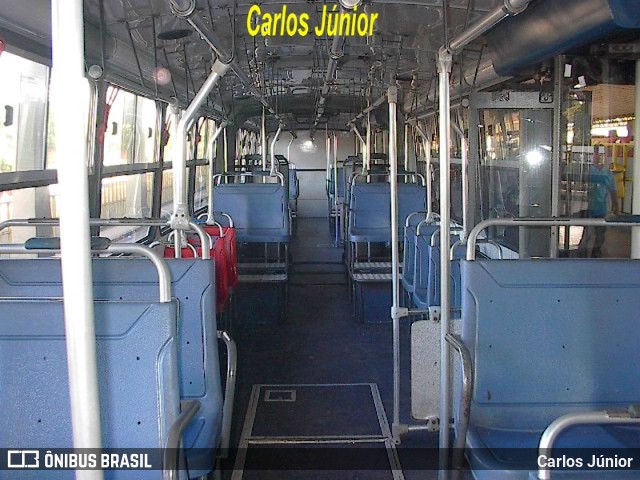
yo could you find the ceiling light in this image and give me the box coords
[301,138,317,153]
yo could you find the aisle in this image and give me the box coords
[229,217,393,414]
[231,383,402,480]
[224,218,449,479]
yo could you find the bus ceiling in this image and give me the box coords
[0,0,638,130]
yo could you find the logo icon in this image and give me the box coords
[7,450,40,468]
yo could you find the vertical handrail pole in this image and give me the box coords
[388,86,403,442]
[404,123,410,171]
[206,122,227,224]
[424,132,433,218]
[51,0,105,477]
[550,55,563,258]
[366,110,372,173]
[452,124,468,241]
[632,58,640,259]
[422,3,533,474]
[168,104,183,258]
[333,133,339,244]
[171,60,229,254]
[261,107,267,170]
[437,46,453,477]
[326,131,332,194]
[415,123,433,218]
[270,124,282,176]
[223,126,229,173]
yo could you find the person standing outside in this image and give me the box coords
[584,149,619,257]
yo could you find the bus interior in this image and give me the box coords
[0,0,640,479]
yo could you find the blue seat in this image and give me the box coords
[342,155,361,191]
[412,230,463,311]
[348,183,426,243]
[0,296,180,480]
[0,257,225,478]
[401,217,433,296]
[212,183,289,243]
[458,259,640,479]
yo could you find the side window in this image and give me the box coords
[135,97,158,164]
[99,87,159,241]
[196,118,217,160]
[0,52,59,251]
[103,86,158,165]
[193,164,209,211]
[160,170,174,219]
[0,52,49,172]
[160,107,176,219]
[193,118,216,212]
[163,106,176,162]
[100,173,154,242]
[0,186,59,246]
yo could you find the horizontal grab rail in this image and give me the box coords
[0,242,173,303]
[350,171,426,187]
[537,408,640,480]
[405,211,429,228]
[466,217,640,260]
[213,172,285,186]
[415,216,451,236]
[0,218,211,260]
[427,227,463,246]
[450,238,504,261]
[449,238,504,261]
[0,217,170,231]
[198,211,235,229]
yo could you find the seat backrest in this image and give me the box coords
[0,297,180,455]
[212,183,289,243]
[328,167,345,198]
[181,234,232,311]
[402,215,431,288]
[203,225,238,289]
[348,183,390,242]
[278,163,290,195]
[0,257,223,457]
[348,183,426,243]
[412,231,462,309]
[398,185,427,234]
[461,259,640,430]
[407,223,437,289]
